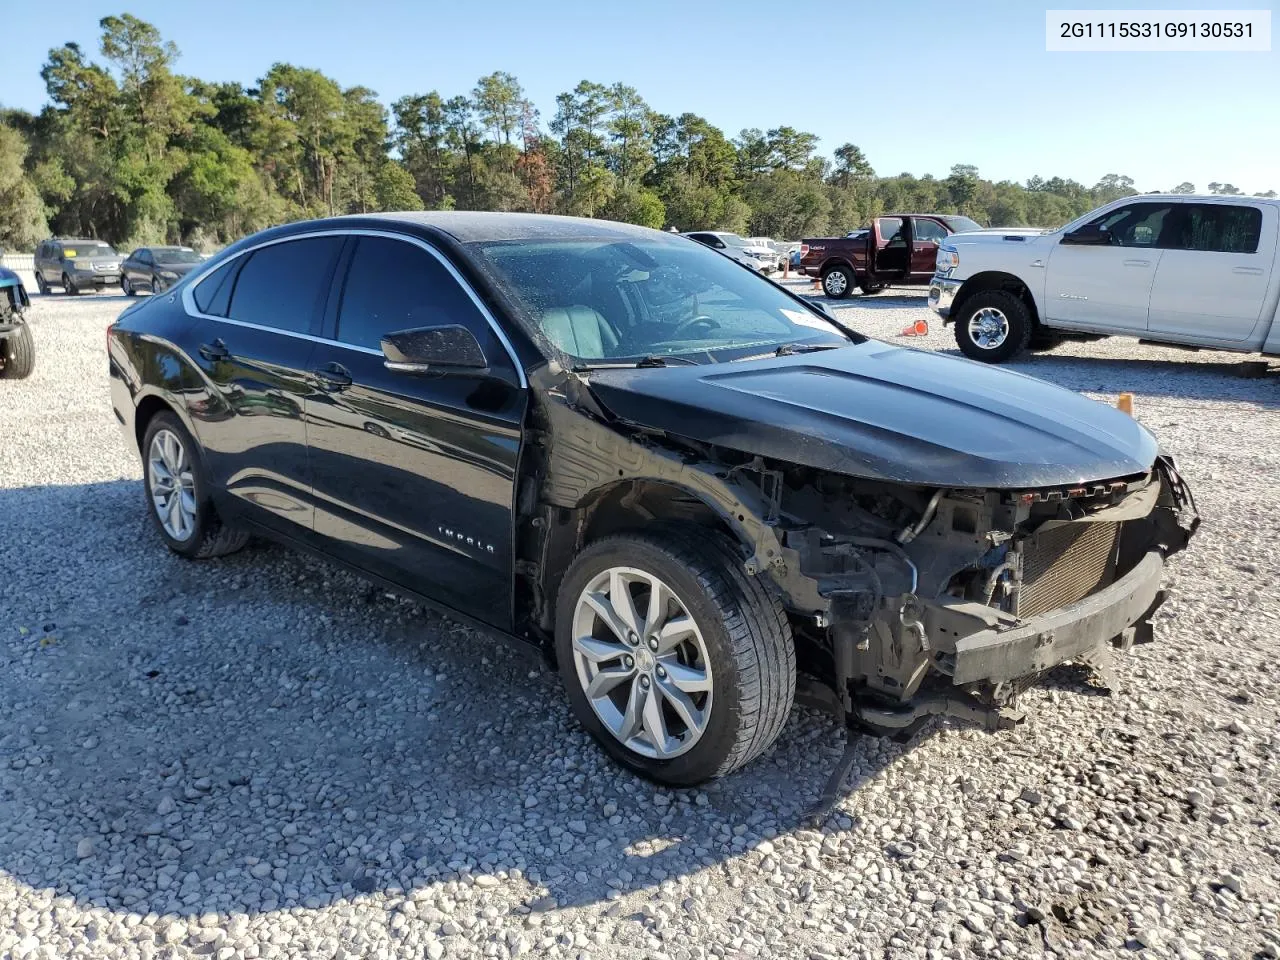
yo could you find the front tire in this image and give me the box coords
[555,529,795,786]
[0,325,35,380]
[122,276,135,297]
[953,289,1032,363]
[821,265,854,299]
[62,273,79,296]
[141,412,249,559]
[35,273,49,295]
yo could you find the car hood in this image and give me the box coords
[584,342,1159,488]
[155,260,200,273]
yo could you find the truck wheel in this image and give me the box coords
[0,324,35,380]
[142,411,250,559]
[821,266,854,299]
[953,290,1032,363]
[555,529,795,787]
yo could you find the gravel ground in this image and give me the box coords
[1,279,1278,960]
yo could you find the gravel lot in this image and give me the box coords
[2,277,1278,960]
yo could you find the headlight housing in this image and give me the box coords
[936,245,959,273]
[159,270,179,280]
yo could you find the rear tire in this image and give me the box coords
[555,529,795,786]
[141,411,249,560]
[0,324,35,380]
[859,282,885,295]
[821,265,854,299]
[953,289,1032,363]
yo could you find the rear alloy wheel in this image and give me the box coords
[142,412,249,559]
[821,265,854,299]
[556,530,795,786]
[953,289,1032,363]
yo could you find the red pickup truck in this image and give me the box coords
[799,214,983,298]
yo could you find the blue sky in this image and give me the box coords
[1,0,1275,193]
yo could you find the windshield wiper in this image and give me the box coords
[774,343,842,356]
[570,354,702,372]
[636,354,701,367]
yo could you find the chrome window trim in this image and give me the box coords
[181,228,528,387]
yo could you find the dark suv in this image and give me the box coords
[107,213,1198,787]
[34,238,123,295]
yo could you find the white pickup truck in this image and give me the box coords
[929,195,1280,363]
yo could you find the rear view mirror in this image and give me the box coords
[382,324,489,376]
[1062,224,1112,246]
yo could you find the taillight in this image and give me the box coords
[800,244,809,256]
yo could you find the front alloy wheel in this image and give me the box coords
[953,289,1033,363]
[555,530,795,786]
[571,566,713,759]
[968,307,1009,350]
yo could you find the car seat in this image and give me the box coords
[539,305,619,359]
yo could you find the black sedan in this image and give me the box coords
[120,246,206,296]
[107,212,1197,789]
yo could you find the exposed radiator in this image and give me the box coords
[1017,521,1120,620]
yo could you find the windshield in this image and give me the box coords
[942,216,984,233]
[64,242,116,257]
[153,247,204,264]
[719,234,750,248]
[472,236,855,365]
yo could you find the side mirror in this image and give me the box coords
[1062,224,1112,246]
[381,324,489,376]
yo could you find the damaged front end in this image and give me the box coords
[768,455,1199,740]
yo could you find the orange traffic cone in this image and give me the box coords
[1116,392,1134,416]
[899,319,929,337]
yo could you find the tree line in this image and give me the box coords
[0,14,1274,251]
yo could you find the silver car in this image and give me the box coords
[33,239,123,295]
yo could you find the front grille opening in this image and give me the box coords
[1016,521,1121,619]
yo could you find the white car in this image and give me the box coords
[747,237,790,270]
[682,231,777,273]
[929,195,1280,362]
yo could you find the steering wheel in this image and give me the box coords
[672,315,721,339]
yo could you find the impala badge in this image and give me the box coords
[438,525,496,554]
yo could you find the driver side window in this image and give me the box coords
[912,219,948,244]
[1090,203,1176,248]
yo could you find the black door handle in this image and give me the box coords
[199,339,229,361]
[313,363,352,391]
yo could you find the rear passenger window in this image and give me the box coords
[193,259,238,317]
[1173,204,1263,254]
[226,236,343,334]
[336,236,501,358]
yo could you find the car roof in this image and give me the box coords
[334,211,664,244]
